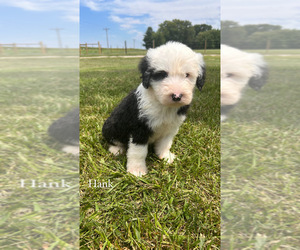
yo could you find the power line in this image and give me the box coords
[50,28,64,48]
[103,28,110,48]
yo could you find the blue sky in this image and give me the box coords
[0,0,299,49]
[80,0,220,49]
[0,0,79,48]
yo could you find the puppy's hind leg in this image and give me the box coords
[108,142,125,156]
[126,141,148,177]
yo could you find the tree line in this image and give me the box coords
[222,21,300,49]
[143,19,220,49]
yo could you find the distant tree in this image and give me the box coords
[194,24,213,35]
[244,32,269,49]
[221,27,247,48]
[221,20,300,49]
[157,19,195,47]
[256,29,300,49]
[153,31,165,47]
[244,24,282,36]
[143,27,155,49]
[221,21,240,29]
[210,29,221,49]
[196,29,220,49]
[281,30,300,48]
[221,21,247,48]
[142,20,221,49]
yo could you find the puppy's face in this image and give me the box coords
[221,44,267,107]
[139,42,205,107]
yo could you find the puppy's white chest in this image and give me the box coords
[148,117,184,144]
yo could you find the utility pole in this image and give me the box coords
[103,28,110,48]
[50,28,63,48]
[133,39,135,49]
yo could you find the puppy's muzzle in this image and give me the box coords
[172,93,183,102]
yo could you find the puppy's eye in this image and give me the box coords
[152,71,168,81]
[226,73,234,78]
[185,73,190,78]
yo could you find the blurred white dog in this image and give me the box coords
[221,44,268,121]
[102,42,206,176]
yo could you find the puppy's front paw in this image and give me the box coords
[127,164,148,177]
[159,151,176,164]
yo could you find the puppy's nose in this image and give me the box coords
[172,93,183,102]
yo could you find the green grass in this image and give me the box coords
[80,55,220,248]
[221,54,300,248]
[4,47,297,249]
[0,57,79,248]
[0,47,78,57]
[244,49,300,55]
[195,49,220,55]
[80,48,147,57]
[80,47,220,57]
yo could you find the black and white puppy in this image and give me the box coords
[221,44,268,121]
[102,42,205,176]
[48,108,79,155]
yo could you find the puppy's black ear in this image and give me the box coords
[249,65,268,91]
[196,65,206,91]
[139,56,152,89]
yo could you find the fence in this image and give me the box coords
[80,42,147,56]
[80,42,102,56]
[0,42,46,55]
[79,40,221,57]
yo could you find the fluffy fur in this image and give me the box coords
[221,44,268,121]
[102,42,205,176]
[48,108,79,156]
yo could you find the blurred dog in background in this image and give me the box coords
[48,108,79,156]
[221,45,268,121]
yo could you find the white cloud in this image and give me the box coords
[110,15,144,29]
[0,0,79,22]
[64,13,80,23]
[109,14,145,41]
[81,0,103,11]
[82,0,220,30]
[222,0,300,29]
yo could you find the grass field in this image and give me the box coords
[0,47,78,57]
[244,49,300,55]
[3,47,297,249]
[0,56,79,248]
[80,48,220,57]
[80,54,220,248]
[221,53,300,248]
[80,48,146,57]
